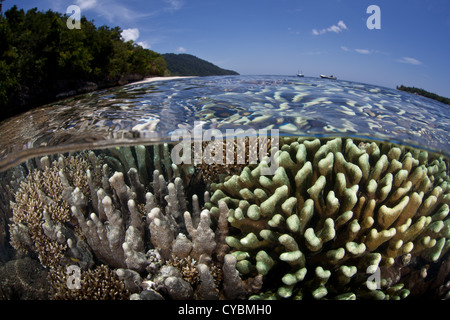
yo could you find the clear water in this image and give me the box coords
[0,75,448,172]
[0,75,448,300]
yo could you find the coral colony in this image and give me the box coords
[0,136,449,299]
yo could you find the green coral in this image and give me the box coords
[207,137,450,299]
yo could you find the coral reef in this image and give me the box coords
[0,257,49,299]
[9,154,92,268]
[49,264,129,300]
[194,137,272,184]
[207,137,450,299]
[6,143,259,300]
[0,162,29,262]
[2,138,449,300]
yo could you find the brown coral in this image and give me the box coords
[0,257,49,299]
[5,143,252,300]
[9,154,92,268]
[49,264,129,300]
[166,255,223,290]
[194,136,273,183]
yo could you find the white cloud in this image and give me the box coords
[121,28,140,42]
[73,0,155,23]
[164,0,184,11]
[341,46,376,55]
[176,46,187,52]
[355,49,372,54]
[337,20,347,30]
[72,0,183,24]
[75,0,97,10]
[137,41,151,49]
[312,29,323,35]
[327,25,341,33]
[313,20,348,35]
[398,57,422,65]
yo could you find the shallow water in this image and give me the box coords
[0,76,449,300]
[0,75,448,172]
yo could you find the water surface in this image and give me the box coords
[0,75,448,172]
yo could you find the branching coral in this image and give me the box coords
[49,264,129,300]
[5,139,449,300]
[7,144,259,300]
[9,154,92,268]
[194,137,273,184]
[207,137,450,299]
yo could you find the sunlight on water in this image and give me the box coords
[0,75,448,173]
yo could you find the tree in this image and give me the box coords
[0,5,168,119]
[397,85,450,105]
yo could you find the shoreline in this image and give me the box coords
[128,76,197,86]
[0,76,198,122]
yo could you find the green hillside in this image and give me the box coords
[0,5,167,119]
[163,53,239,76]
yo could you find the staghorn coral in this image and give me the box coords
[207,137,450,299]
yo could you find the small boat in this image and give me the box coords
[320,74,337,80]
[297,70,304,77]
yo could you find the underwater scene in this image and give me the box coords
[0,75,449,300]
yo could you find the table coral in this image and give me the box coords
[207,137,450,299]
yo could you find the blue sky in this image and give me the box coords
[4,0,450,97]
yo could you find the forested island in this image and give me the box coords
[163,53,239,76]
[0,5,168,119]
[397,85,450,105]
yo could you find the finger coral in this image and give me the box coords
[207,137,450,299]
